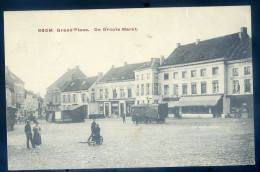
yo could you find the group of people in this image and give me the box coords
[88,119,101,142]
[24,120,42,149]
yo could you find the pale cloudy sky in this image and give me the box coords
[4,6,251,97]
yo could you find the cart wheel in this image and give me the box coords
[99,136,103,145]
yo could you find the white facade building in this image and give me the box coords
[95,62,146,117]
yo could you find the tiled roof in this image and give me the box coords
[62,76,98,92]
[163,31,251,66]
[137,58,160,70]
[99,62,147,82]
[47,67,87,90]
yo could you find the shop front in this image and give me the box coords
[228,94,253,118]
[126,101,135,116]
[111,101,119,117]
[168,95,223,118]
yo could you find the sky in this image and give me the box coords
[4,6,251,97]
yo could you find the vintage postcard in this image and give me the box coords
[4,6,254,170]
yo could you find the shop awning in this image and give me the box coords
[178,95,222,107]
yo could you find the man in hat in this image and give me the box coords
[24,120,35,148]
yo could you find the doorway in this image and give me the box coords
[120,103,124,116]
[105,103,109,117]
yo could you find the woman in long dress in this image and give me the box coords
[33,122,42,146]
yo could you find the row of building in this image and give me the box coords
[45,27,253,121]
[5,67,44,130]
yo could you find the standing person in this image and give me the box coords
[88,119,96,141]
[24,121,35,148]
[122,113,126,124]
[33,122,42,146]
[136,113,139,126]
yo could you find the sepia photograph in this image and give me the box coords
[4,6,254,170]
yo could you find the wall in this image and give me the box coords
[159,60,225,97]
[134,68,161,104]
[227,58,253,95]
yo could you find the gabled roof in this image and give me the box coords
[136,58,160,71]
[47,67,87,90]
[62,76,98,92]
[162,31,251,66]
[5,67,24,92]
[99,62,147,82]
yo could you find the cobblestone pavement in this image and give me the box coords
[7,117,255,170]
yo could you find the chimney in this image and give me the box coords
[240,27,247,34]
[176,43,181,48]
[195,39,200,45]
[98,72,103,79]
[160,55,164,65]
[124,62,128,66]
[239,27,247,41]
[111,65,114,69]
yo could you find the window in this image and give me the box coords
[120,89,125,98]
[54,94,58,103]
[233,68,238,76]
[105,89,109,99]
[173,84,178,96]
[191,70,196,78]
[128,88,132,98]
[164,73,169,80]
[212,67,218,75]
[136,85,139,96]
[136,75,139,81]
[99,89,103,99]
[141,84,144,96]
[146,84,150,95]
[154,100,159,104]
[113,89,117,98]
[182,84,187,95]
[173,72,178,79]
[244,66,251,75]
[191,83,197,94]
[63,95,66,103]
[154,73,159,80]
[91,93,95,102]
[68,95,71,103]
[164,85,169,96]
[137,100,139,105]
[73,94,77,103]
[182,71,187,79]
[212,80,219,93]
[244,79,251,93]
[99,104,104,114]
[81,93,86,103]
[233,80,240,93]
[147,73,150,80]
[201,82,207,94]
[200,69,206,77]
[154,83,159,95]
[141,74,144,80]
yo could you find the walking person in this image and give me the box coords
[24,120,36,148]
[122,113,126,124]
[33,122,42,146]
[88,119,96,141]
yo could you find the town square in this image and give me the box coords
[7,117,255,170]
[4,6,254,170]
